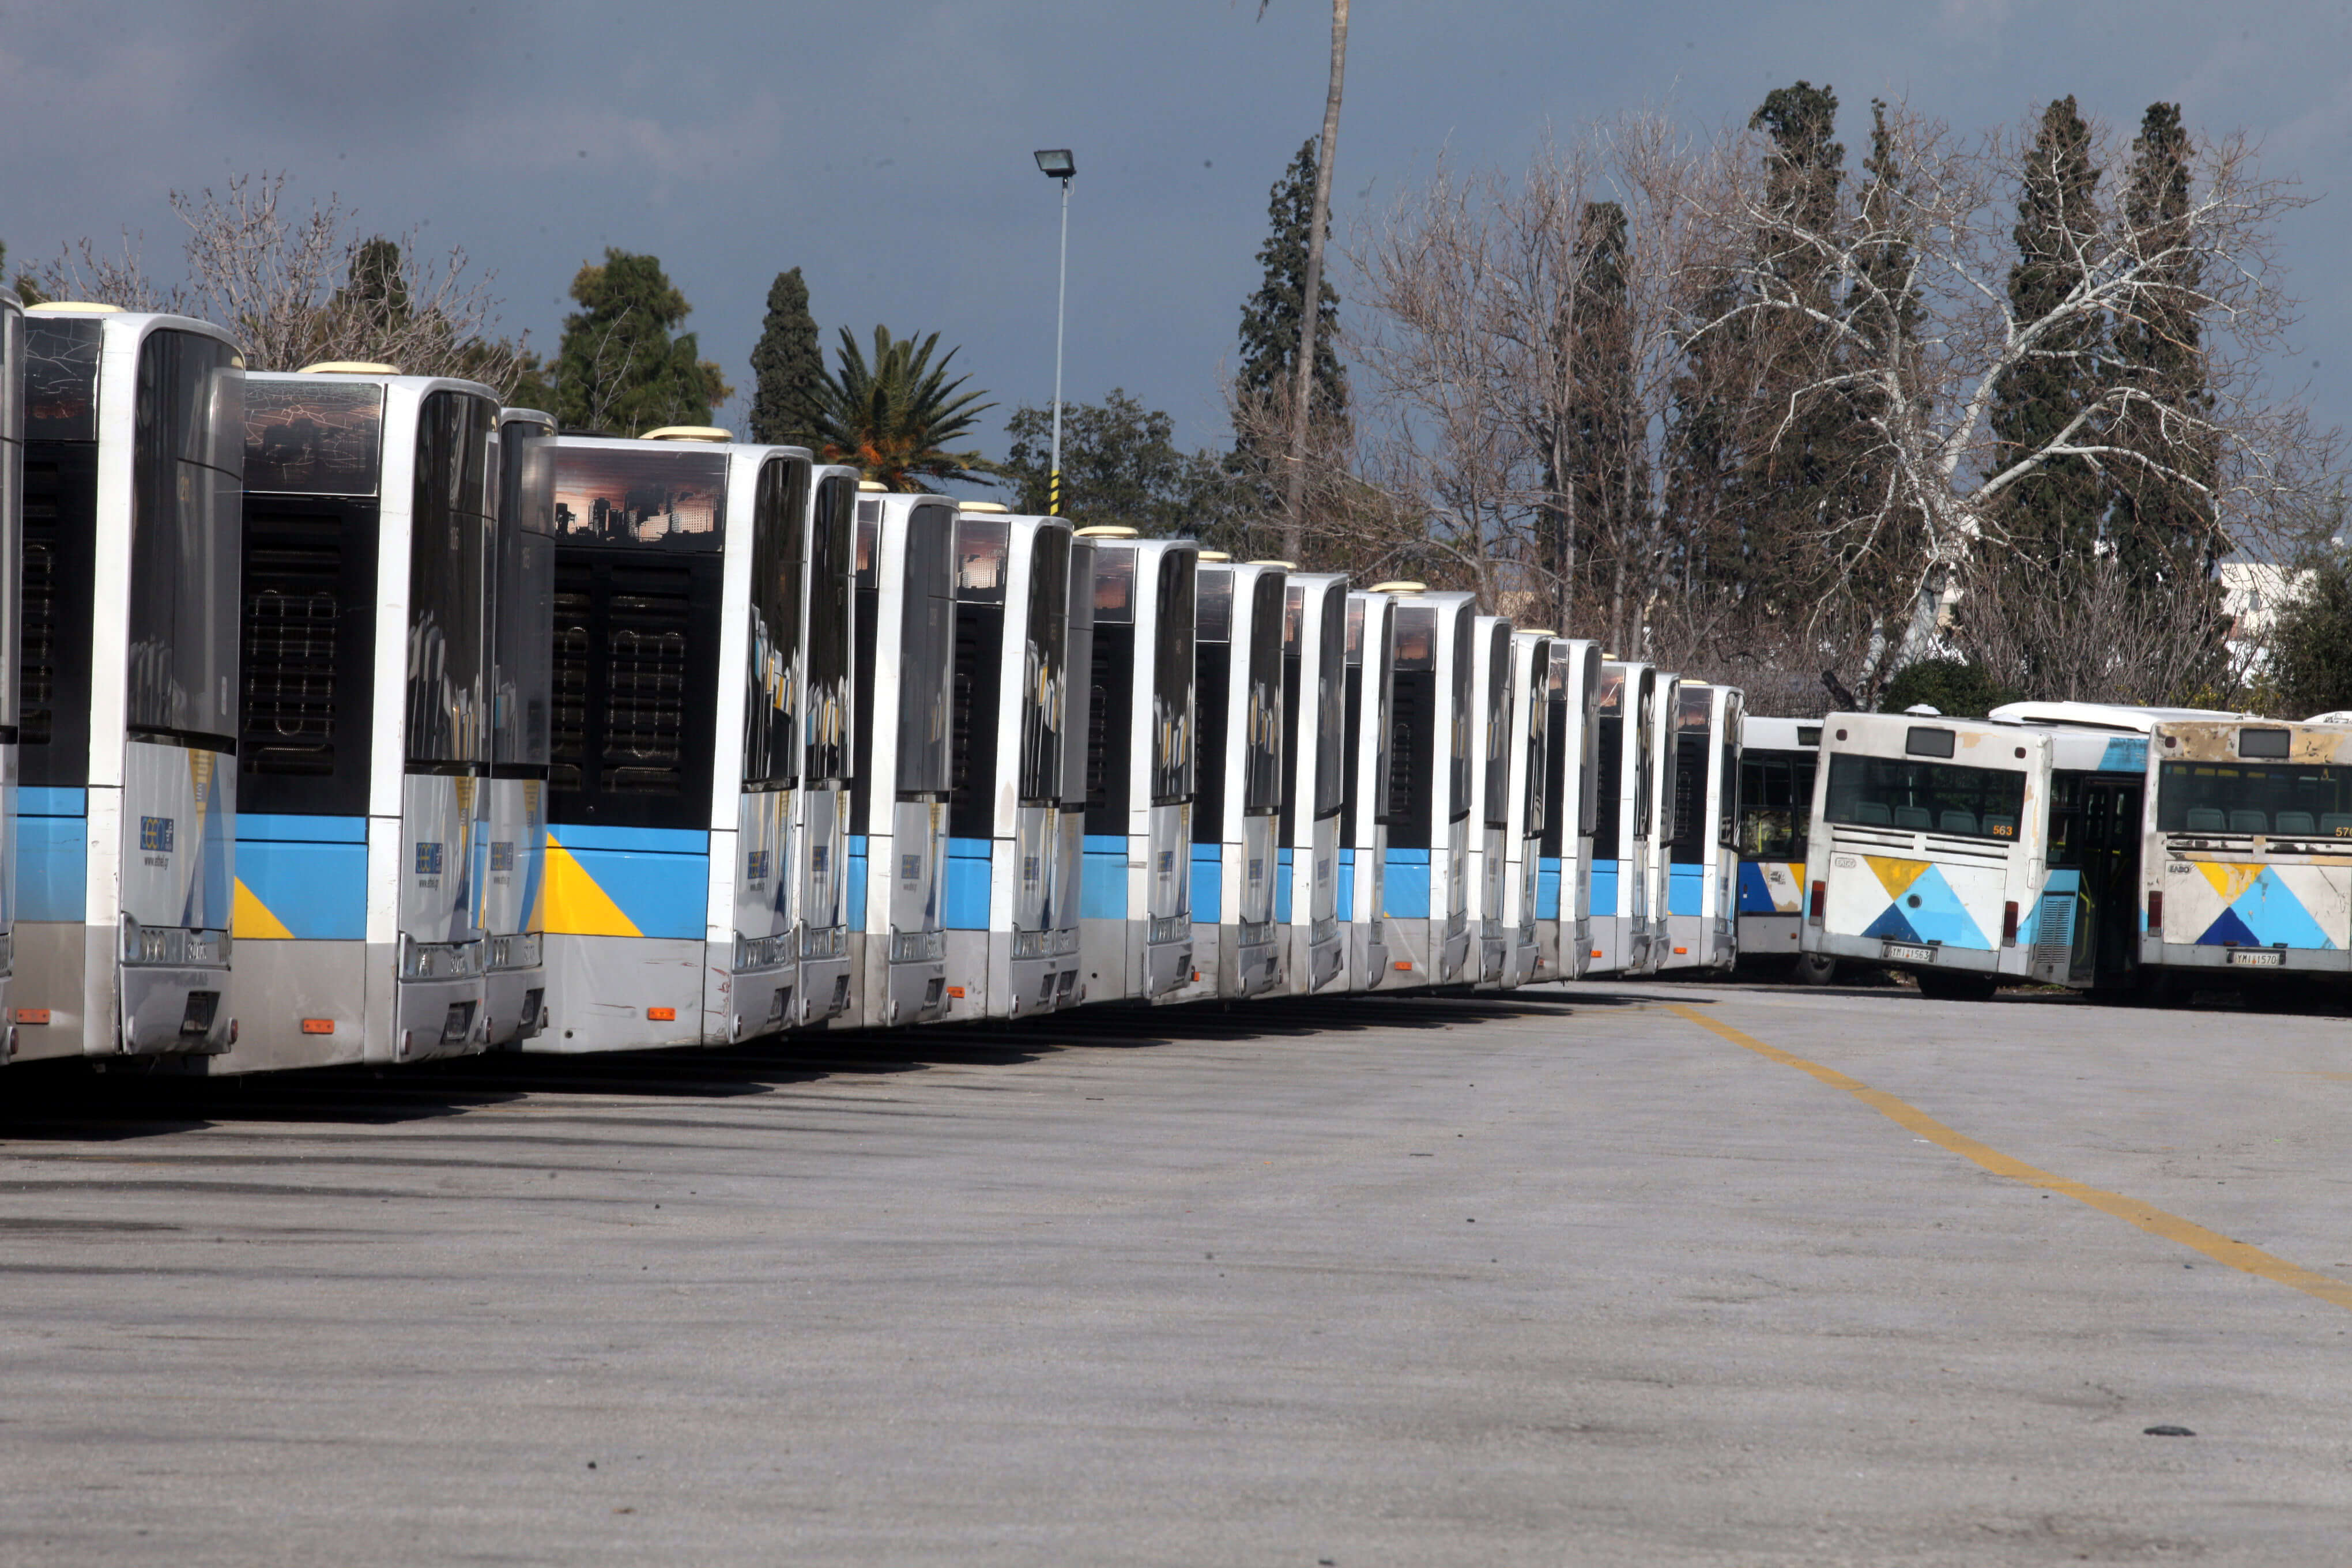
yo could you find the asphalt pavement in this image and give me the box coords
[3,978,2350,1565]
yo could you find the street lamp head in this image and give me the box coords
[1034,148,1076,179]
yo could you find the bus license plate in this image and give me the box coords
[2228,948,2283,967]
[1883,941,1933,963]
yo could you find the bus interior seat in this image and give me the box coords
[2321,813,2352,837]
[1982,813,2018,837]
[2275,811,2316,835]
[2185,806,2227,831]
[1892,805,1933,830]
[1852,801,1893,826]
[1938,809,1977,835]
[2229,809,2268,834]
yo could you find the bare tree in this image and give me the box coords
[1680,101,2330,677]
[35,174,530,395]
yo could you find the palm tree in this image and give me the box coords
[811,325,997,490]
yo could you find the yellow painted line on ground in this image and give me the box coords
[1667,1002,2352,1314]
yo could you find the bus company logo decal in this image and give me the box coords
[490,841,515,873]
[745,850,772,883]
[1853,855,1991,951]
[2182,860,2340,951]
[414,842,444,877]
[139,816,174,854]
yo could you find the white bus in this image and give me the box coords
[0,289,19,1053]
[1659,681,1743,971]
[1586,660,1657,976]
[1175,557,1287,1000]
[1734,715,1822,978]
[1279,570,1349,994]
[1529,638,1602,986]
[1337,587,1396,989]
[16,304,242,1062]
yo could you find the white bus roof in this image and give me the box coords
[1987,699,2253,733]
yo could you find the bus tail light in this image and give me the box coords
[2147,891,2163,935]
[1808,880,1825,924]
[2001,901,2019,947]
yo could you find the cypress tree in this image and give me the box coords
[1839,100,1931,633]
[549,249,731,435]
[2112,103,2219,602]
[1233,138,1349,487]
[1550,201,1648,640]
[1988,98,2107,581]
[748,266,826,450]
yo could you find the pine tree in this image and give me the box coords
[748,266,825,450]
[2112,103,2219,604]
[1233,138,1349,491]
[1988,98,2107,582]
[549,249,732,435]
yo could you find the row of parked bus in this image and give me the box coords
[1740,703,2352,1003]
[0,298,1779,1079]
[0,297,2327,1081]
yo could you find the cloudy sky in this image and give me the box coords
[3,1,2347,465]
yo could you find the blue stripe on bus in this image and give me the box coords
[1537,860,1561,920]
[2098,737,2150,773]
[944,837,993,929]
[1191,844,1222,923]
[1337,846,1355,920]
[20,787,86,817]
[1081,841,1128,919]
[549,823,711,855]
[1592,862,1619,917]
[239,813,368,843]
[19,814,86,921]
[1736,860,1778,914]
[1669,861,1705,915]
[846,834,868,929]
[1275,846,1294,924]
[1384,846,1431,919]
[239,839,368,940]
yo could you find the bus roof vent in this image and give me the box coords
[959,500,1011,514]
[857,479,888,492]
[1197,550,1233,562]
[1368,579,1426,593]
[1247,558,1299,569]
[641,425,732,442]
[1904,703,1942,716]
[33,300,125,314]
[300,360,400,374]
[1075,524,1140,538]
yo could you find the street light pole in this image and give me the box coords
[1034,149,1076,515]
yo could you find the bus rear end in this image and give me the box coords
[2144,720,2352,987]
[1804,714,2045,998]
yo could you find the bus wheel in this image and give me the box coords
[1792,952,1839,987]
[1916,969,1997,1002]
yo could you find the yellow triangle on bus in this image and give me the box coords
[232,877,295,941]
[1864,855,1928,897]
[2195,860,2263,903]
[541,834,641,938]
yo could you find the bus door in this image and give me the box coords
[2037,771,2142,987]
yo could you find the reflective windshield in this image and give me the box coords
[897,503,956,794]
[1482,625,1510,827]
[1824,753,2026,840]
[1018,525,1070,805]
[1313,587,1345,817]
[1150,550,1194,804]
[1243,572,1283,813]
[2157,760,2352,836]
[1448,609,1473,819]
[492,417,555,766]
[804,473,853,786]
[743,456,808,787]
[1522,643,1550,835]
[1739,748,1815,859]
[127,329,244,745]
[405,389,493,765]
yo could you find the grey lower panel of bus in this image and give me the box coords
[11,921,229,1061]
[1502,923,1541,988]
[1740,913,1802,963]
[719,960,797,1043]
[839,932,949,1029]
[391,967,489,1064]
[1478,921,1508,986]
[1286,921,1344,995]
[484,963,546,1047]
[1350,919,1390,991]
[120,957,231,1057]
[2139,939,2350,975]
[1441,918,1474,986]
[538,934,707,1053]
[1664,914,1736,971]
[1380,918,1435,990]
[212,940,371,1073]
[1814,929,2016,978]
[1586,913,1650,978]
[797,947,851,1028]
[12,921,97,1061]
[1172,922,1282,1001]
[941,930,1068,1020]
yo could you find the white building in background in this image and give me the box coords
[2220,558,2304,671]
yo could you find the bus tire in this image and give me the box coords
[1792,952,1838,987]
[1916,969,1997,1002]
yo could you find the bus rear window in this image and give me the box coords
[2158,760,2352,836]
[1824,753,2025,840]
